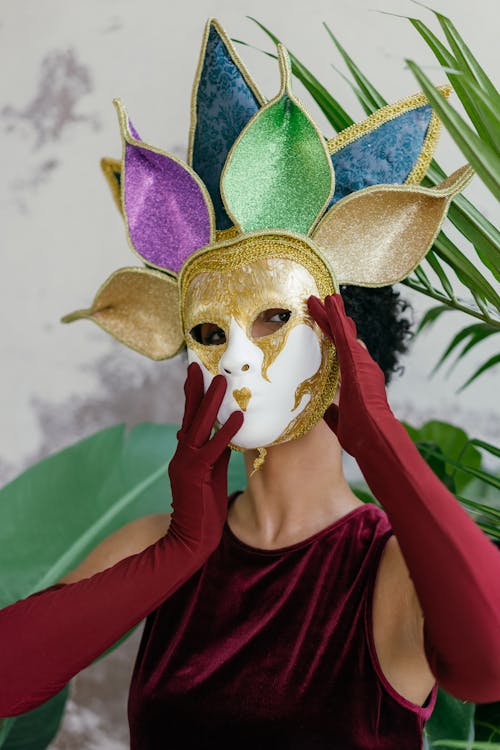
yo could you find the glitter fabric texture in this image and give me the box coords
[326,88,450,207]
[312,165,474,286]
[117,101,215,274]
[64,18,473,452]
[62,267,184,360]
[189,20,264,231]
[221,47,333,235]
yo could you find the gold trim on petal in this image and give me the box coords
[61,266,185,361]
[187,18,266,168]
[327,86,451,184]
[215,225,240,242]
[114,98,216,276]
[219,45,335,237]
[311,164,474,287]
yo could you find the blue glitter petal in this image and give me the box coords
[192,24,262,230]
[328,105,433,208]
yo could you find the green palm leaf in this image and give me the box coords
[406,60,500,200]
[405,16,496,146]
[432,9,500,104]
[431,323,498,374]
[458,353,500,392]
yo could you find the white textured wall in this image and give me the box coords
[1,0,499,487]
[0,1,498,746]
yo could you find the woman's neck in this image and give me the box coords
[227,420,362,549]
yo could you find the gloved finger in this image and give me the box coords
[205,410,244,464]
[307,296,332,340]
[324,403,339,435]
[211,446,232,500]
[325,295,358,342]
[181,362,205,433]
[189,374,228,447]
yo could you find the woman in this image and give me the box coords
[1,19,499,748]
[1,286,499,748]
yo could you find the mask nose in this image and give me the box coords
[219,319,263,376]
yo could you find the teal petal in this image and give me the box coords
[190,19,264,230]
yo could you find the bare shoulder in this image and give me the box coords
[58,513,171,584]
[372,534,436,706]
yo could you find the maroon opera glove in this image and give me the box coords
[168,363,244,556]
[0,363,243,717]
[308,293,500,703]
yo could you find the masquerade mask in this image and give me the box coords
[63,18,473,456]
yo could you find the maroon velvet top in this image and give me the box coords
[128,501,437,749]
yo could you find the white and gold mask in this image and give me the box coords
[180,233,338,449]
[62,19,473,458]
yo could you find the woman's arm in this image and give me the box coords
[0,365,243,717]
[57,513,171,584]
[308,294,500,703]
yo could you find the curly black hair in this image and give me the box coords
[339,285,414,385]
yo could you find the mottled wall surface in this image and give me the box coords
[1,0,498,747]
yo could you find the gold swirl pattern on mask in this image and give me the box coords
[180,230,340,449]
[278,328,337,445]
[182,234,329,380]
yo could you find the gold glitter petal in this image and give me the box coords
[312,165,474,287]
[100,157,122,214]
[61,267,184,360]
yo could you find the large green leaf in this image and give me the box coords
[0,687,69,750]
[424,687,475,749]
[404,420,482,494]
[0,423,247,746]
[0,423,246,607]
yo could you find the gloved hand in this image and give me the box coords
[0,364,243,717]
[308,292,500,703]
[168,362,243,556]
[307,292,392,456]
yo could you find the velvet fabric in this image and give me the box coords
[128,501,437,749]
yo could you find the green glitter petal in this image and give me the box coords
[221,46,334,235]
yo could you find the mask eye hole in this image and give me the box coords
[251,308,291,339]
[190,323,226,346]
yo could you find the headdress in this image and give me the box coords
[62,19,473,449]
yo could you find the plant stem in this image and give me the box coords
[402,278,500,327]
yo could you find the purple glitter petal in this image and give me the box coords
[127,117,141,141]
[124,141,212,273]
